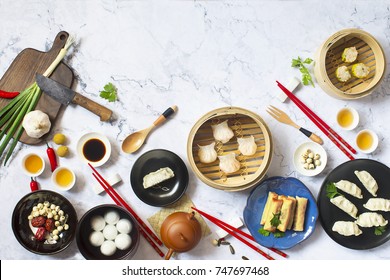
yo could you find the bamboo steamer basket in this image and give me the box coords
[314,28,386,99]
[187,107,273,191]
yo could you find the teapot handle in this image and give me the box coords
[165,248,175,260]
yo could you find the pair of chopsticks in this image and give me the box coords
[276,81,356,160]
[191,207,287,260]
[88,163,165,258]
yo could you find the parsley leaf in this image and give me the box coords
[374,226,386,236]
[258,227,271,237]
[273,230,285,238]
[291,57,315,87]
[326,182,342,199]
[270,212,282,227]
[99,82,118,102]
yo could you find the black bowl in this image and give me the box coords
[130,149,189,207]
[76,204,140,260]
[11,190,78,255]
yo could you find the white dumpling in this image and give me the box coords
[355,212,388,227]
[89,231,105,247]
[198,142,218,163]
[211,120,234,143]
[103,224,118,240]
[330,196,358,219]
[332,221,362,236]
[237,135,257,156]
[354,170,378,197]
[218,153,240,174]
[335,180,363,199]
[90,215,106,231]
[363,198,390,212]
[116,219,133,234]
[115,233,132,250]
[104,210,120,225]
[100,240,117,256]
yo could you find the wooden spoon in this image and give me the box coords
[121,106,178,154]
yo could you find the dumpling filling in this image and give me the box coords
[351,63,370,79]
[341,47,358,63]
[335,66,351,82]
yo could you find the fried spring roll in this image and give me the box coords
[287,196,297,230]
[292,196,308,231]
[263,198,283,232]
[260,192,278,225]
[277,196,295,232]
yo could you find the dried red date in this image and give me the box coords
[45,218,55,232]
[31,216,46,227]
[34,227,46,241]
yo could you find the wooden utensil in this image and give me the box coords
[266,105,323,145]
[0,31,74,145]
[121,105,178,154]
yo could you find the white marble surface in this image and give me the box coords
[1,0,390,260]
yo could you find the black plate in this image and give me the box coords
[76,204,140,260]
[11,190,78,255]
[318,159,390,250]
[130,149,189,207]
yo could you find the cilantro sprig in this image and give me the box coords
[258,212,285,238]
[326,182,342,199]
[291,57,315,87]
[374,226,386,236]
[99,82,118,102]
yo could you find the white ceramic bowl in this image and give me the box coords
[76,132,111,167]
[21,153,45,177]
[293,142,327,177]
[51,166,76,191]
[355,129,379,154]
[336,107,359,130]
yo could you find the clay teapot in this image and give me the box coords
[160,211,202,260]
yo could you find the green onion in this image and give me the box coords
[0,35,74,166]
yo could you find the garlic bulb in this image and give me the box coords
[211,120,234,144]
[198,142,217,163]
[218,153,240,174]
[22,110,51,138]
[237,135,257,156]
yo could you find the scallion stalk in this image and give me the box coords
[0,35,74,166]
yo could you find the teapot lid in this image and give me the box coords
[161,212,202,252]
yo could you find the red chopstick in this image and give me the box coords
[276,81,356,160]
[192,207,287,260]
[88,163,165,258]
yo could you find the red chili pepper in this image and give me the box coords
[0,89,20,99]
[30,177,39,192]
[46,143,58,172]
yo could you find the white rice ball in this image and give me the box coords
[90,215,105,231]
[103,224,118,240]
[100,240,116,256]
[116,219,132,234]
[104,211,120,225]
[89,231,105,247]
[115,233,132,250]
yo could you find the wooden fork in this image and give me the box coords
[267,105,323,145]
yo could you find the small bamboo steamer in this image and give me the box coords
[314,28,386,99]
[187,107,273,191]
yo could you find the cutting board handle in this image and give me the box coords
[49,31,69,54]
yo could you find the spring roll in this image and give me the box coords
[286,196,297,230]
[292,196,308,231]
[277,195,295,232]
[263,198,283,232]
[260,192,278,225]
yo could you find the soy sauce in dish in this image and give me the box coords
[83,138,106,162]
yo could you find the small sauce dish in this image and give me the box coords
[355,129,378,154]
[22,153,45,177]
[52,166,76,191]
[77,132,111,167]
[336,107,359,130]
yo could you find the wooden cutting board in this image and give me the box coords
[0,31,74,145]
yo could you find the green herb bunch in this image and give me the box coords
[291,57,315,87]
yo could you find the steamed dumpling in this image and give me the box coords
[330,195,358,219]
[237,135,257,156]
[334,180,363,199]
[218,153,240,174]
[355,212,388,227]
[198,142,218,163]
[332,221,362,236]
[354,170,378,197]
[211,120,234,143]
[363,198,390,212]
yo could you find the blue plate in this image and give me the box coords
[244,176,318,250]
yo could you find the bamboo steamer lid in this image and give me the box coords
[187,107,273,191]
[314,28,386,99]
